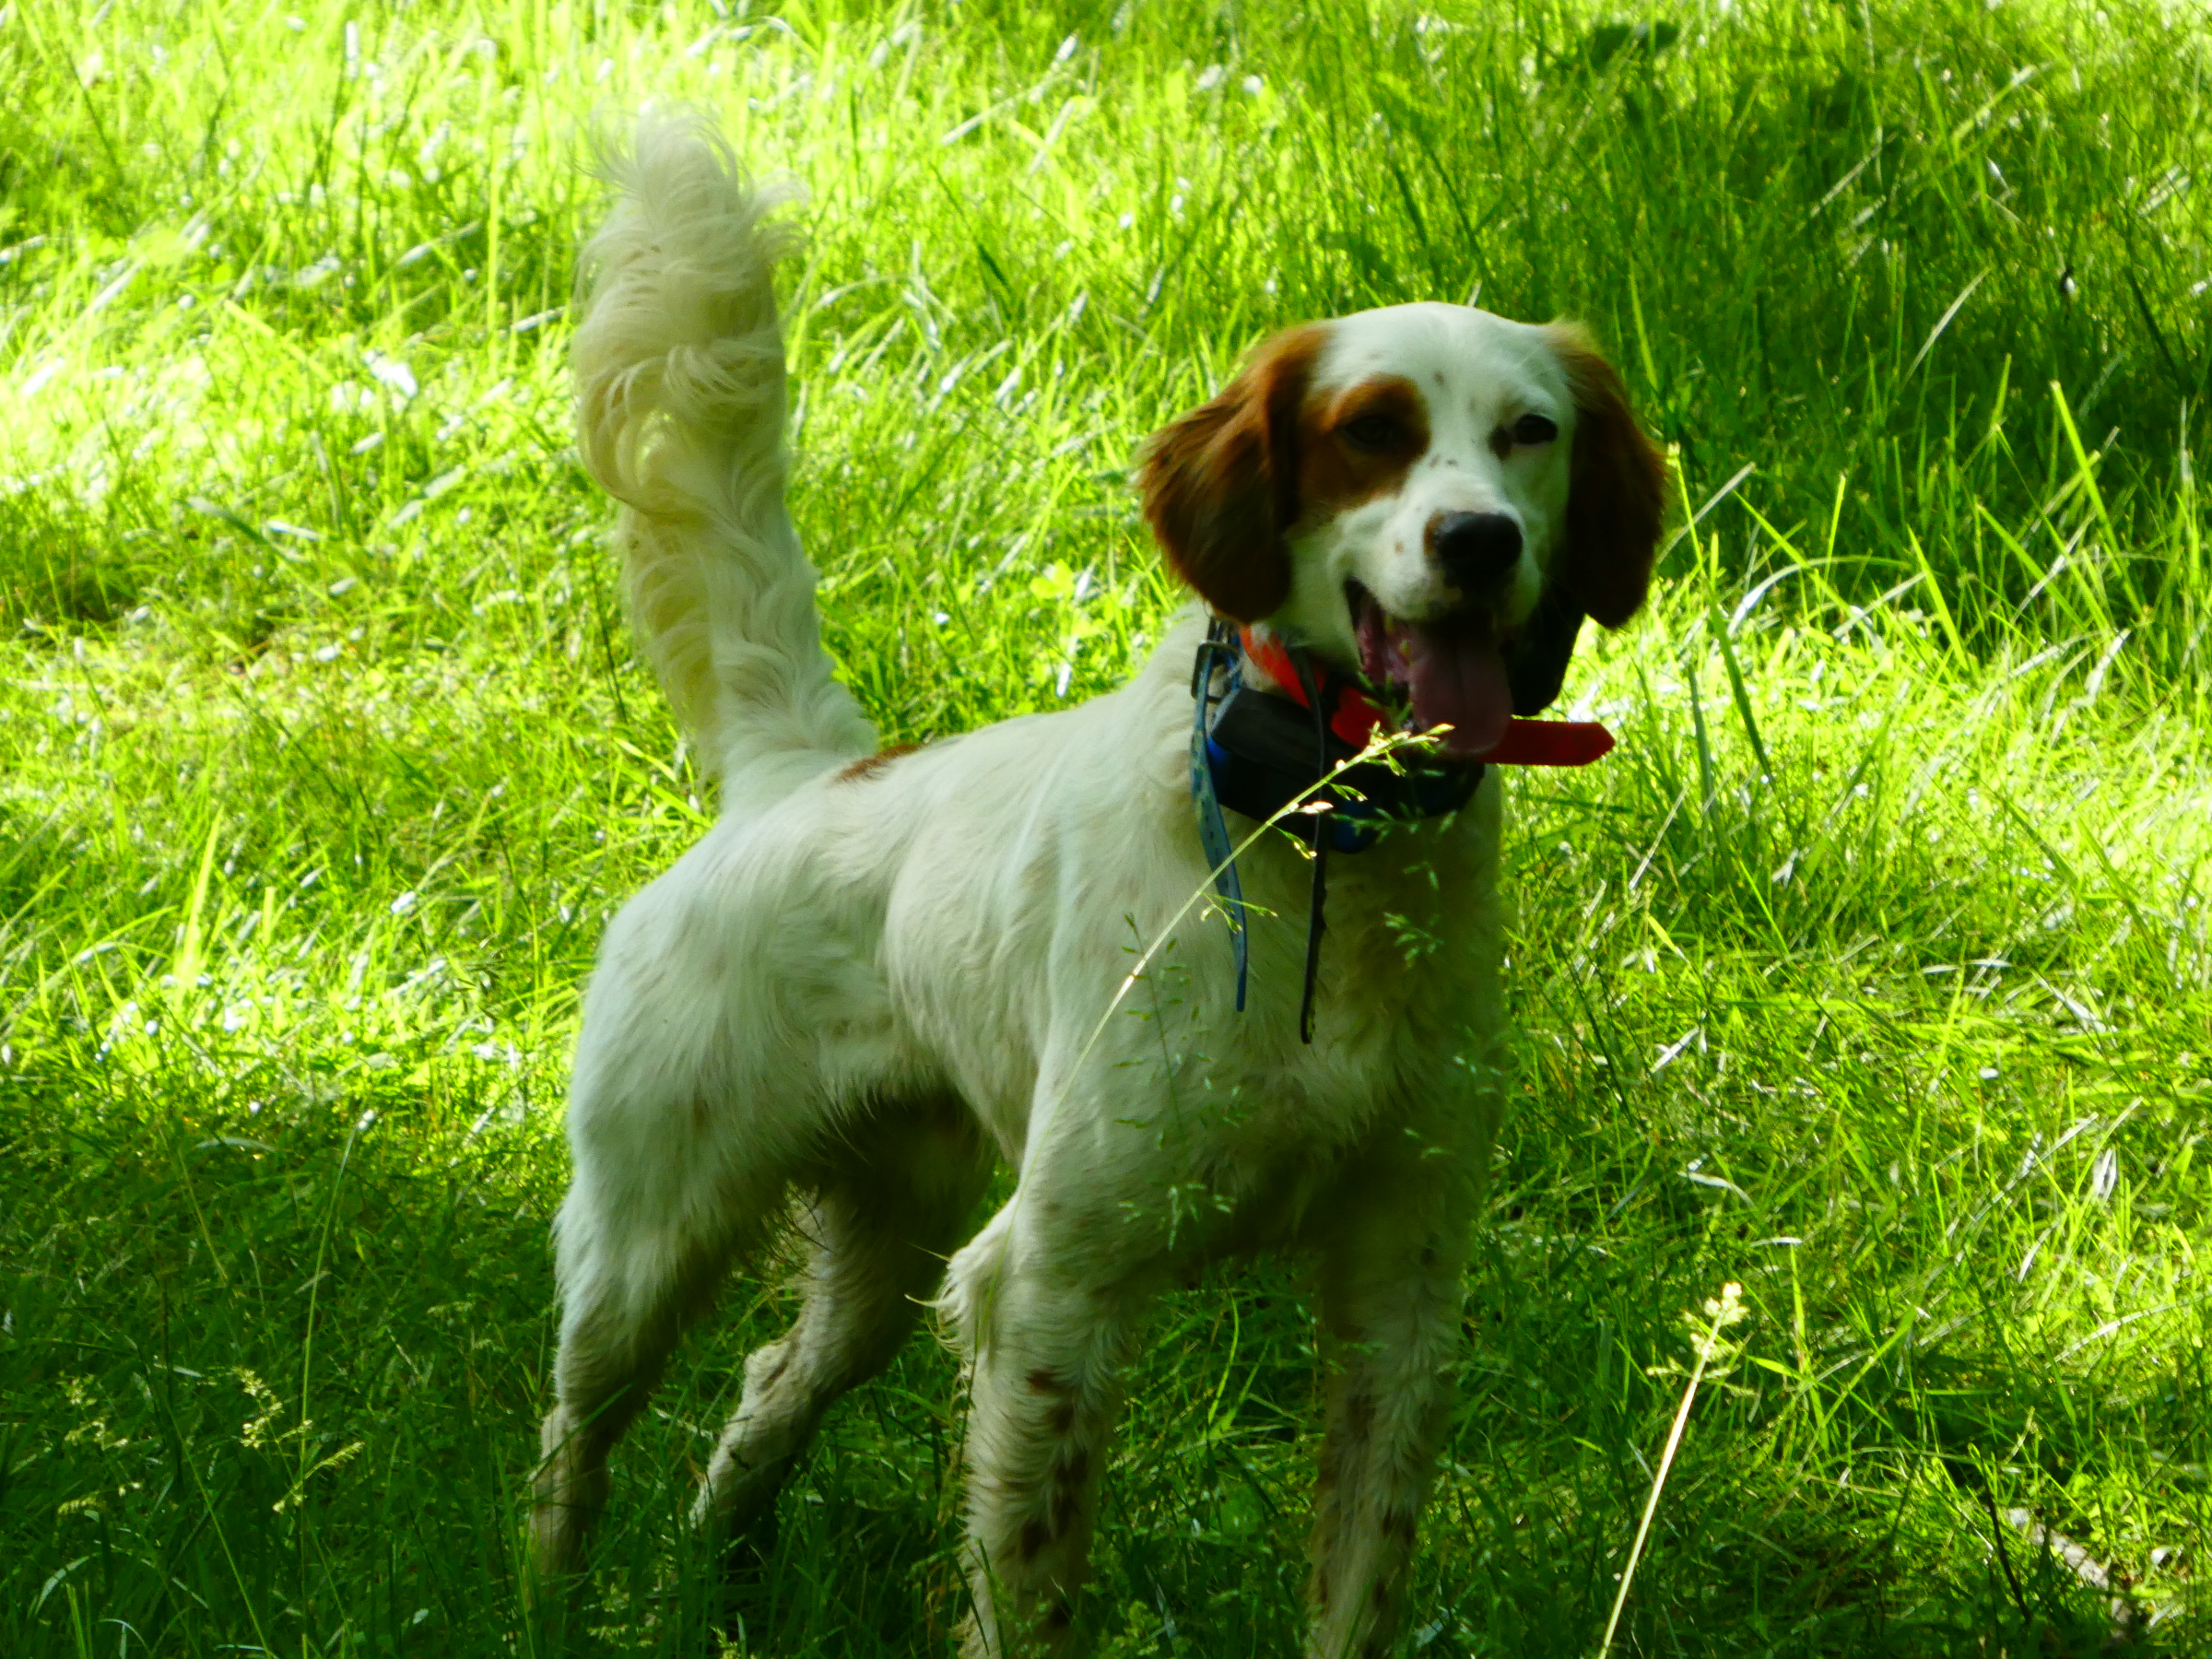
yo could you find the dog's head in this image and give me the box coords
[1139,304,1666,758]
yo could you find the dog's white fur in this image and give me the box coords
[534,114,1663,1657]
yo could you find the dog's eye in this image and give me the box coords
[1512,413,1559,447]
[1340,414,1401,451]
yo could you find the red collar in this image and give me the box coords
[1236,625,1615,767]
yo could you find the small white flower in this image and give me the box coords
[2090,1148,2119,1203]
[365,354,417,399]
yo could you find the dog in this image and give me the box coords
[532,113,1665,1657]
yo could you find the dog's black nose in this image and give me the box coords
[1429,512,1523,593]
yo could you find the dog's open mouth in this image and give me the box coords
[1347,582,1512,762]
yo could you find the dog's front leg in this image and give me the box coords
[1304,1163,1478,1659]
[943,1204,1141,1655]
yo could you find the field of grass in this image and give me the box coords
[5,0,2210,1652]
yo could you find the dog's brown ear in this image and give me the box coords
[1138,324,1323,623]
[1545,322,1668,629]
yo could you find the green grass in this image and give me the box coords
[4,0,2209,1653]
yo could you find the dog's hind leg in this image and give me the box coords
[692,1099,994,1544]
[533,973,795,1583]
[533,1151,774,1586]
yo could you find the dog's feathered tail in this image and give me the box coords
[573,112,876,800]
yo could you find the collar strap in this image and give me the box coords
[1241,623,1617,766]
[1240,626,1390,749]
[1204,671,1480,855]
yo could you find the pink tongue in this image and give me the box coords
[1391,621,1512,759]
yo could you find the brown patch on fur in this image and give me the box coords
[1339,1389,1376,1438]
[1030,1368,1078,1433]
[1137,324,1326,622]
[1041,1602,1074,1633]
[1018,1516,1053,1561]
[1046,1455,1088,1533]
[1296,374,1430,518]
[1382,1508,1417,1545]
[1543,323,1667,629]
[834,743,916,783]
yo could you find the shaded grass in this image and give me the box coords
[5,0,2211,1653]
